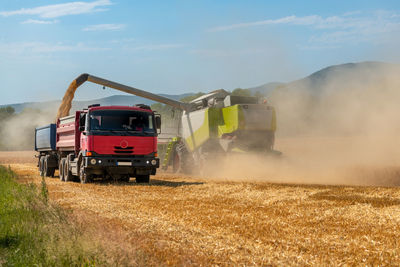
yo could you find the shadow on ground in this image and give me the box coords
[53,175,204,187]
[87,178,204,188]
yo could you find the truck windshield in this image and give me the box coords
[89,110,154,135]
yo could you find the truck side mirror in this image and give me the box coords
[155,115,161,132]
[79,125,85,131]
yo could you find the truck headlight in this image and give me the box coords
[151,160,157,166]
[90,159,97,165]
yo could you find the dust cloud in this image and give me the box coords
[206,63,400,186]
[0,106,57,150]
[0,74,85,150]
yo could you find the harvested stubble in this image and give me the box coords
[6,162,400,266]
[0,151,36,164]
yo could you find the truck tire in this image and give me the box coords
[64,159,73,182]
[59,158,65,181]
[44,155,55,177]
[39,157,45,176]
[136,175,150,183]
[121,175,130,183]
[79,167,91,184]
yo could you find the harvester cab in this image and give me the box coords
[179,89,277,155]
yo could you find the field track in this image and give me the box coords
[1,151,400,265]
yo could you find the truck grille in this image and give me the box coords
[114,146,134,154]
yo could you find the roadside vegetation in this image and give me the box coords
[0,165,105,266]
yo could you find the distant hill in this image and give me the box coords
[247,82,284,96]
[2,61,398,113]
[246,61,400,97]
[267,61,400,136]
[281,61,400,95]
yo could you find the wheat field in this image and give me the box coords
[2,145,400,266]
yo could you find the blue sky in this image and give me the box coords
[1,0,400,105]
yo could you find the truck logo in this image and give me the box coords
[120,140,129,149]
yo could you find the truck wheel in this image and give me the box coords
[79,167,91,184]
[64,159,73,182]
[39,157,45,176]
[47,167,55,178]
[121,175,130,183]
[136,175,150,183]
[59,158,65,181]
[43,156,55,177]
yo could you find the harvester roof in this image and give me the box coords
[189,89,230,104]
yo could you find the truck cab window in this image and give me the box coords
[88,110,155,135]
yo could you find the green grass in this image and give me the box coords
[0,165,105,266]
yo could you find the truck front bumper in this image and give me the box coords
[84,156,159,168]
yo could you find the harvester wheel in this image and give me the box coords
[136,175,150,183]
[172,151,180,173]
[175,143,192,174]
[59,158,65,181]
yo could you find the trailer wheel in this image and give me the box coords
[64,159,73,182]
[43,156,55,177]
[39,157,45,176]
[136,175,150,183]
[38,156,42,171]
[59,158,65,181]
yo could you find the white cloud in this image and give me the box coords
[21,19,58,25]
[190,48,270,57]
[0,0,112,18]
[208,15,321,32]
[109,38,135,44]
[126,44,185,51]
[82,23,125,31]
[209,11,400,32]
[209,11,400,47]
[0,42,110,54]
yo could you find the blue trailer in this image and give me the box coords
[35,124,58,177]
[35,124,56,151]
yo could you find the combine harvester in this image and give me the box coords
[158,89,279,173]
[35,74,278,181]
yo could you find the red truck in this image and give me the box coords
[35,104,161,183]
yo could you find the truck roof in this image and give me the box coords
[88,105,153,113]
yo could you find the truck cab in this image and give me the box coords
[36,104,161,183]
[74,104,160,183]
